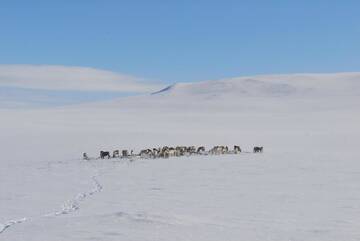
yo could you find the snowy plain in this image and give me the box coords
[1,73,360,240]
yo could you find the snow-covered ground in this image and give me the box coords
[1,73,360,240]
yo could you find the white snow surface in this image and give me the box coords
[1,73,360,240]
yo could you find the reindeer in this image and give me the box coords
[234,145,241,154]
[140,149,153,158]
[186,146,196,154]
[83,152,89,160]
[153,148,160,158]
[253,146,263,153]
[209,146,218,154]
[210,146,229,155]
[100,151,111,159]
[209,146,218,155]
[113,150,120,158]
[159,149,170,158]
[175,146,187,156]
[168,147,176,157]
[122,150,129,157]
[197,146,205,154]
[210,146,223,155]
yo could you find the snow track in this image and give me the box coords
[0,170,103,235]
[46,175,103,216]
[0,218,27,234]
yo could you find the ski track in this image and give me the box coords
[0,170,103,235]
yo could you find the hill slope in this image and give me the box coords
[153,72,360,98]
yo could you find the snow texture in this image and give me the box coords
[1,73,360,240]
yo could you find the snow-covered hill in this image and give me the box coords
[1,72,360,241]
[153,79,297,97]
[153,72,360,98]
[84,72,360,114]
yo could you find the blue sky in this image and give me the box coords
[2,0,360,82]
[0,1,359,106]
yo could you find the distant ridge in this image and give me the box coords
[151,72,360,98]
[151,84,176,95]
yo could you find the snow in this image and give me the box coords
[1,73,360,240]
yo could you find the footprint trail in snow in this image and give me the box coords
[0,172,103,235]
[0,218,27,234]
[45,175,103,217]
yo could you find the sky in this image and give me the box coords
[0,0,360,106]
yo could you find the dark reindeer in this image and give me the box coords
[234,145,241,153]
[253,146,263,153]
[197,146,205,153]
[100,151,111,159]
[83,152,89,160]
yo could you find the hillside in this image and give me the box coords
[153,72,360,98]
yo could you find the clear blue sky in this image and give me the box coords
[1,0,360,83]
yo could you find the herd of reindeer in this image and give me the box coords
[83,145,263,160]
